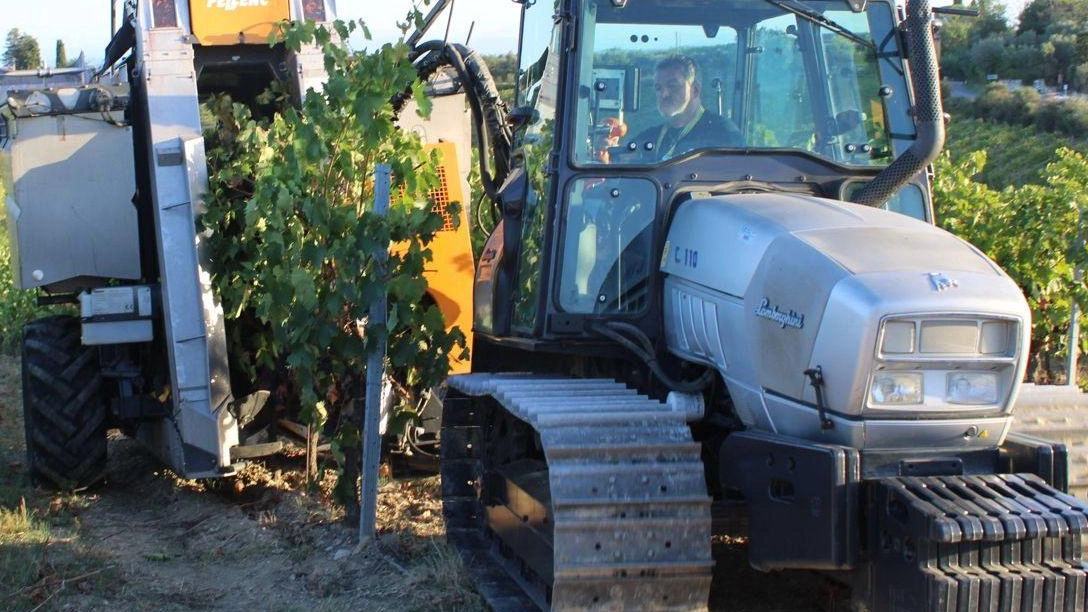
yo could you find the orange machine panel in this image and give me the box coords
[420,142,476,374]
[190,0,291,46]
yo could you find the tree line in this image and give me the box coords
[940,0,1088,90]
[3,29,82,70]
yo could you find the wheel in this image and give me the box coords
[22,315,107,489]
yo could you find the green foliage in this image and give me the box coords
[466,147,496,257]
[1036,95,1088,135]
[973,83,1041,126]
[942,115,1085,188]
[0,228,47,352]
[201,20,466,486]
[481,52,517,104]
[934,146,1088,379]
[2,28,41,70]
[953,88,1088,140]
[511,119,553,330]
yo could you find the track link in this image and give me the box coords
[441,374,713,612]
[866,473,1088,612]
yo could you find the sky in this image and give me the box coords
[4,0,1030,69]
[4,0,524,67]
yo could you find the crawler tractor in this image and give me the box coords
[3,0,474,486]
[406,0,1088,610]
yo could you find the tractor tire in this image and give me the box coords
[21,315,108,490]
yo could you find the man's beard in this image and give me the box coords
[659,97,688,118]
[660,102,685,118]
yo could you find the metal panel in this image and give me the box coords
[9,112,139,289]
[82,320,154,345]
[134,6,236,477]
[285,40,327,106]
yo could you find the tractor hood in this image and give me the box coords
[661,192,1003,298]
[661,193,1030,450]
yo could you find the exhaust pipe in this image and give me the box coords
[852,0,944,207]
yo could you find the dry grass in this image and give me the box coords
[0,348,833,611]
[0,494,118,611]
[0,356,120,612]
[0,350,484,611]
[0,498,52,589]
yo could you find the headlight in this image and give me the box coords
[870,316,1019,413]
[946,372,998,405]
[870,372,923,405]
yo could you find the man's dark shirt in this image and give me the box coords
[629,110,742,161]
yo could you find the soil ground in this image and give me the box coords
[0,354,836,611]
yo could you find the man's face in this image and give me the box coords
[655,66,695,118]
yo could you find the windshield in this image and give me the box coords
[573,0,906,167]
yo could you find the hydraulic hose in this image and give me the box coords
[852,0,944,207]
[590,322,714,393]
[411,41,513,203]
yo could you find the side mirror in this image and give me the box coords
[507,105,537,131]
[832,110,863,135]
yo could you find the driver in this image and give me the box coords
[629,55,742,160]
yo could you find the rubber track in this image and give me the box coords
[22,316,107,489]
[442,373,713,611]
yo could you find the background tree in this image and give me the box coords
[939,0,1088,89]
[1019,0,1088,37]
[3,29,42,70]
[971,0,1011,41]
[481,52,516,101]
[55,39,67,68]
[938,0,1010,79]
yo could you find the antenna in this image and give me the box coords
[407,0,453,49]
[444,0,456,44]
[465,21,475,46]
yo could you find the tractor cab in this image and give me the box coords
[477,0,935,348]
